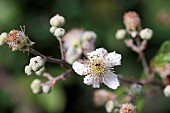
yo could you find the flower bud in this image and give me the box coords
[105,100,114,113]
[115,29,126,40]
[163,85,170,97]
[30,79,41,94]
[119,103,136,113]
[140,28,153,40]
[82,31,96,42]
[54,28,65,38]
[50,14,65,27]
[42,84,51,93]
[50,26,57,34]
[29,56,45,71]
[130,84,143,95]
[24,65,32,76]
[0,32,7,46]
[35,67,45,76]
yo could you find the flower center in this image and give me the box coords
[71,39,81,48]
[90,60,105,76]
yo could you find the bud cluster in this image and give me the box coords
[115,11,153,40]
[50,14,65,38]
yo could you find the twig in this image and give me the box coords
[57,37,65,60]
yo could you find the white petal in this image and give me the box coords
[65,47,81,64]
[103,71,119,90]
[87,48,108,60]
[83,75,93,85]
[92,76,100,88]
[72,61,89,75]
[105,51,121,67]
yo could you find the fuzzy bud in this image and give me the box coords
[105,100,114,113]
[164,85,170,97]
[42,84,51,93]
[24,65,32,76]
[54,28,65,38]
[0,32,7,46]
[115,29,126,40]
[119,103,136,113]
[29,56,45,71]
[50,14,65,27]
[130,84,143,95]
[35,67,45,76]
[30,79,41,94]
[50,26,57,34]
[140,28,153,40]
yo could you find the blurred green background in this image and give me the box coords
[1,0,170,113]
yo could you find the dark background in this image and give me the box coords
[0,0,170,113]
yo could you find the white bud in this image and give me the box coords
[0,32,7,46]
[50,14,65,27]
[140,28,153,40]
[30,79,41,94]
[50,26,57,34]
[164,85,170,97]
[54,28,65,37]
[105,100,114,113]
[130,31,138,38]
[42,84,51,93]
[115,29,126,40]
[130,84,143,95]
[24,65,32,76]
[29,56,45,71]
[82,31,96,41]
[35,67,45,76]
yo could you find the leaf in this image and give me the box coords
[158,40,170,54]
[135,97,144,113]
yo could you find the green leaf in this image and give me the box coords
[158,40,170,54]
[135,97,144,113]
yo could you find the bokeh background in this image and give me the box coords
[0,0,170,113]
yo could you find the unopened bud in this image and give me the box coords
[50,14,65,27]
[35,67,45,76]
[164,85,170,97]
[0,32,7,46]
[140,28,153,40]
[105,100,114,113]
[29,56,45,71]
[24,65,32,76]
[130,84,143,95]
[115,29,126,40]
[30,79,41,94]
[50,26,57,34]
[54,28,65,38]
[42,84,51,93]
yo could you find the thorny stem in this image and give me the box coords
[46,68,72,87]
[28,48,71,67]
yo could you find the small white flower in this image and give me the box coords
[164,85,170,97]
[140,28,153,40]
[54,28,65,38]
[130,84,143,95]
[42,84,51,93]
[29,56,45,71]
[105,100,114,113]
[24,65,32,76]
[72,48,121,89]
[0,32,7,46]
[50,14,65,27]
[120,103,136,113]
[30,79,41,94]
[35,67,45,76]
[115,29,126,40]
[50,26,57,34]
